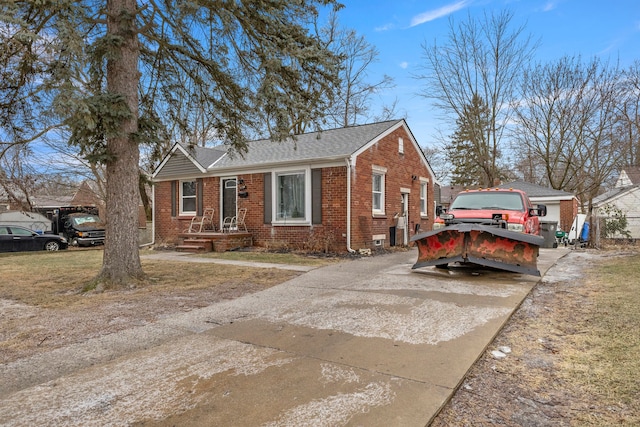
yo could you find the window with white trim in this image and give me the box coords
[276,170,306,221]
[420,179,428,216]
[180,180,196,215]
[372,165,386,215]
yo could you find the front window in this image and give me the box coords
[180,180,196,214]
[276,171,306,220]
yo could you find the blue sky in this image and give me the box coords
[334,0,640,148]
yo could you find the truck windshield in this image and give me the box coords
[450,192,525,211]
[71,215,102,225]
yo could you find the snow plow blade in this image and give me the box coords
[410,224,545,276]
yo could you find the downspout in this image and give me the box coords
[139,183,155,248]
[345,157,356,253]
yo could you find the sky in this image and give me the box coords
[333,0,640,148]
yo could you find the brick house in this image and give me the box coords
[152,119,436,252]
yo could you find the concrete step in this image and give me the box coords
[176,241,212,253]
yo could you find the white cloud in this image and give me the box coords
[375,23,395,32]
[410,0,470,27]
[399,61,409,69]
[542,1,556,12]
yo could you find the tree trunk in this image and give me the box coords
[97,0,144,288]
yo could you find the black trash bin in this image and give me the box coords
[539,221,558,248]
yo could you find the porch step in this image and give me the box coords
[176,239,213,253]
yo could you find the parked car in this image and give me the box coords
[0,225,68,252]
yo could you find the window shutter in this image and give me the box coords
[312,169,322,224]
[263,172,272,223]
[196,178,204,216]
[171,181,177,217]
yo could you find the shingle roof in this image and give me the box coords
[185,144,227,169]
[207,120,404,170]
[593,186,632,206]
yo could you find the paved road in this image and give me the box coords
[0,248,568,426]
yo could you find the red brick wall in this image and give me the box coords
[559,198,579,232]
[349,127,434,249]
[236,169,348,252]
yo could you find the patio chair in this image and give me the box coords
[222,207,247,233]
[187,208,215,233]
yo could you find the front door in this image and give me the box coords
[222,178,237,226]
[401,193,409,246]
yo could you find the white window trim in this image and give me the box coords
[272,166,312,225]
[179,179,197,215]
[372,165,387,216]
[420,178,429,217]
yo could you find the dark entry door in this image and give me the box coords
[222,178,237,223]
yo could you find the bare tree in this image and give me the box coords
[416,9,537,187]
[321,12,396,128]
[614,60,640,167]
[513,56,623,210]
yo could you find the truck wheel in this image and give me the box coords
[70,237,79,247]
[45,241,60,251]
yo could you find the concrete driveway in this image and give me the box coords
[0,248,567,426]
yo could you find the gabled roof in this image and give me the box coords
[211,120,406,170]
[615,166,640,187]
[153,143,227,179]
[153,119,435,180]
[497,181,575,199]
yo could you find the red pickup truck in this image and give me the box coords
[411,188,547,276]
[434,188,546,234]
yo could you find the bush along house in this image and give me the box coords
[152,119,436,253]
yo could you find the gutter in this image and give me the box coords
[139,184,155,248]
[345,157,356,253]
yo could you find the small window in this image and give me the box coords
[420,180,428,216]
[180,180,197,215]
[398,137,404,154]
[372,166,386,215]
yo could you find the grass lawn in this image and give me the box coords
[568,253,640,417]
[0,249,315,308]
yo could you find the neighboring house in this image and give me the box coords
[32,180,105,218]
[152,119,437,252]
[436,181,579,233]
[593,167,640,239]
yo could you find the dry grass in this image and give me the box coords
[566,253,640,421]
[0,249,301,309]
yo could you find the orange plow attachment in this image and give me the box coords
[410,224,545,276]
